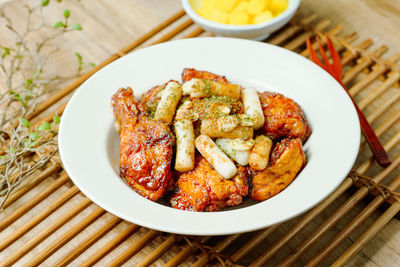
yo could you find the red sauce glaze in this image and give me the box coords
[112,88,175,201]
[259,91,312,143]
[181,68,229,84]
[248,138,306,201]
[111,69,312,211]
[170,156,248,212]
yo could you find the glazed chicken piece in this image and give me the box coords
[112,87,175,201]
[182,68,229,83]
[249,138,306,201]
[170,156,248,211]
[139,83,165,114]
[259,92,311,142]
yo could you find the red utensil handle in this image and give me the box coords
[307,35,391,167]
[337,78,391,167]
[352,98,392,167]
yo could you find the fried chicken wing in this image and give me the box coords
[249,138,305,201]
[170,156,248,211]
[139,84,165,114]
[259,92,311,142]
[182,68,229,83]
[112,88,175,201]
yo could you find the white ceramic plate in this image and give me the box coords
[59,37,360,236]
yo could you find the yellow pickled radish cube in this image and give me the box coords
[247,0,268,16]
[202,0,216,11]
[196,8,210,19]
[214,0,240,12]
[210,9,229,24]
[228,11,249,25]
[254,10,274,24]
[233,1,250,12]
[248,15,255,24]
[270,0,288,13]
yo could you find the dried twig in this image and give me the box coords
[0,0,93,210]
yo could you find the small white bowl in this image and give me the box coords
[181,0,301,40]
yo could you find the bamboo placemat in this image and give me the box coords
[1,9,400,266]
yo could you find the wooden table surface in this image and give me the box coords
[1,0,400,266]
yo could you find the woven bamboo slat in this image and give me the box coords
[342,45,388,84]
[26,206,106,266]
[0,185,80,252]
[109,229,160,266]
[54,215,122,266]
[1,198,93,266]
[1,164,60,209]
[164,236,211,267]
[81,223,141,266]
[1,9,400,266]
[0,173,70,232]
[307,173,400,266]
[135,235,179,267]
[268,14,317,46]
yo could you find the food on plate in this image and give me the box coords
[175,96,244,122]
[111,88,175,201]
[200,121,254,139]
[174,119,195,172]
[248,135,273,170]
[182,67,228,83]
[249,138,306,201]
[170,156,248,211]
[153,81,183,124]
[111,68,311,211]
[259,91,312,142]
[241,87,265,129]
[192,0,288,25]
[182,78,241,99]
[216,138,253,166]
[195,135,237,179]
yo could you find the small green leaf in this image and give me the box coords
[53,21,65,28]
[53,115,60,124]
[87,62,95,67]
[15,94,27,107]
[74,52,82,62]
[7,147,16,153]
[19,118,30,128]
[63,9,70,19]
[14,93,21,100]
[38,121,51,131]
[25,78,33,89]
[23,139,30,147]
[71,23,82,30]
[41,0,49,6]
[0,155,7,159]
[30,132,40,140]
[2,47,10,58]
[29,141,39,147]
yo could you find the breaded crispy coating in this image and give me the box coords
[249,138,305,201]
[259,91,311,142]
[170,156,248,211]
[112,88,175,201]
[112,68,312,211]
[182,68,229,83]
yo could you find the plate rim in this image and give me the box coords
[59,37,361,235]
